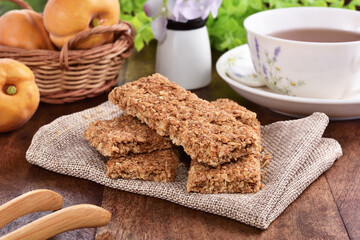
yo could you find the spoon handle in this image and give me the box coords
[1,204,111,240]
[0,189,63,228]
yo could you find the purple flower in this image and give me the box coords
[200,0,222,19]
[273,46,281,61]
[235,72,243,78]
[171,0,222,21]
[172,0,200,20]
[274,46,281,56]
[144,0,174,41]
[168,0,187,22]
[143,0,163,17]
[151,16,168,41]
[262,64,267,76]
[255,38,260,59]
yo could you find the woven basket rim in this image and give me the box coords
[0,21,135,71]
[0,21,134,55]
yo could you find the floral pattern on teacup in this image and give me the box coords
[226,55,243,67]
[225,51,265,87]
[254,38,305,96]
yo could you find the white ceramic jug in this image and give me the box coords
[156,25,212,90]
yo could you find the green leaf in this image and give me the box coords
[274,1,299,7]
[237,0,249,16]
[222,0,234,10]
[125,11,154,51]
[141,27,154,44]
[275,2,302,8]
[269,0,278,8]
[329,0,344,7]
[120,14,134,21]
[345,0,360,9]
[137,11,147,21]
[249,0,263,10]
[228,18,239,33]
[119,0,133,14]
[301,0,328,6]
[133,0,147,12]
[134,34,145,51]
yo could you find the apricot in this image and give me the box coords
[0,9,54,50]
[0,59,40,133]
[43,0,120,49]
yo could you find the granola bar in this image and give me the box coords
[211,98,261,135]
[211,99,262,152]
[188,99,266,194]
[109,73,260,167]
[106,149,179,182]
[84,115,173,157]
[186,154,261,193]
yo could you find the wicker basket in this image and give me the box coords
[0,0,135,104]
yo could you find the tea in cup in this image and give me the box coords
[244,7,360,99]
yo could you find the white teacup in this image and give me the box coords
[244,7,360,99]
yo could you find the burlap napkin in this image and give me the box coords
[26,101,342,229]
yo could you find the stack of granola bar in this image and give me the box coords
[84,115,179,182]
[104,73,268,193]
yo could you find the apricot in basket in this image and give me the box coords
[43,0,120,49]
[0,9,54,50]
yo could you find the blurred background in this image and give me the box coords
[1,0,359,52]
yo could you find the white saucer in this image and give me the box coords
[216,44,360,121]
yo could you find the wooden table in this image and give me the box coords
[1,43,359,239]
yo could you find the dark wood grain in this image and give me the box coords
[0,42,359,239]
[96,176,348,240]
[324,121,360,240]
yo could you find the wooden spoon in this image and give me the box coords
[0,189,63,228]
[0,204,111,240]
